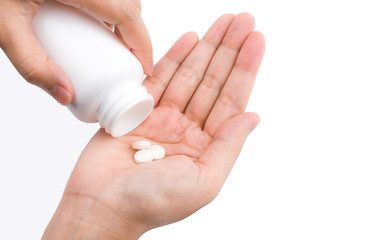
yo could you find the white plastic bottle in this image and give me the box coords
[31,1,154,137]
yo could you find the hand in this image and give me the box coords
[43,13,265,239]
[0,0,152,105]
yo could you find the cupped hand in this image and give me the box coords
[43,13,265,239]
[0,0,152,105]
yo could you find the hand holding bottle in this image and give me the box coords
[0,0,153,105]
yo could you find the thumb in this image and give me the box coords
[199,112,260,195]
[1,17,73,105]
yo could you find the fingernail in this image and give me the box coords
[146,61,154,76]
[49,85,71,106]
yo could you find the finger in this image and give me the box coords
[184,13,255,127]
[0,11,73,105]
[198,113,260,196]
[203,31,265,137]
[142,32,199,106]
[114,16,153,75]
[57,0,153,75]
[157,14,235,111]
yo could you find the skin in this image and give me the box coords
[42,13,265,239]
[0,0,153,105]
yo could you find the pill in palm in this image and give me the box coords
[149,145,166,160]
[134,149,154,163]
[132,140,152,150]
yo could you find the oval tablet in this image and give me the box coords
[132,140,151,150]
[134,149,154,163]
[149,145,165,160]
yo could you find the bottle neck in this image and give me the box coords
[97,83,154,137]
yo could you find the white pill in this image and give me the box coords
[149,145,165,160]
[134,149,154,163]
[132,140,151,150]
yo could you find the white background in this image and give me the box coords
[1,0,385,239]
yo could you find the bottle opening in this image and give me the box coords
[109,97,153,137]
[97,84,154,137]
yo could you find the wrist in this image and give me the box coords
[42,194,145,240]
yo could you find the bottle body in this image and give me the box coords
[31,1,153,137]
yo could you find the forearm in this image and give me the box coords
[42,194,143,240]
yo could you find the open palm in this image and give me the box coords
[59,13,265,236]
